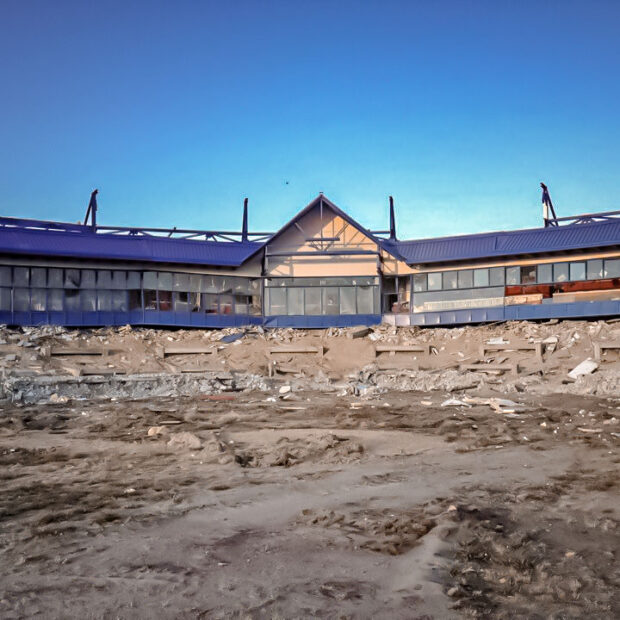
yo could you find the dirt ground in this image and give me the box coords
[0,387,618,619]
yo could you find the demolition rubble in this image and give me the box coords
[1,319,619,403]
[0,320,618,618]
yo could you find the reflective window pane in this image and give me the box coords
[65,269,80,289]
[586,260,603,280]
[48,289,63,311]
[268,288,286,315]
[126,272,141,289]
[0,267,11,287]
[201,293,218,314]
[553,263,569,282]
[14,267,29,287]
[413,274,427,292]
[537,264,553,283]
[322,287,339,315]
[97,290,112,311]
[111,271,127,290]
[520,266,536,285]
[357,286,374,314]
[14,288,29,311]
[31,268,46,287]
[340,287,356,314]
[173,273,190,291]
[506,266,520,285]
[81,290,96,312]
[427,273,442,290]
[443,271,458,289]
[473,269,489,287]
[82,270,96,288]
[305,288,321,315]
[30,288,46,311]
[0,288,11,311]
[65,290,80,311]
[112,291,128,312]
[458,270,473,288]
[604,259,620,278]
[48,268,63,288]
[569,262,586,281]
[158,272,173,291]
[97,270,112,289]
[489,267,505,286]
[287,288,304,315]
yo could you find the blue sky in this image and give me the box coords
[1,0,619,240]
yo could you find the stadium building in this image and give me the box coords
[0,190,618,328]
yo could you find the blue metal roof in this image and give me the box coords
[0,226,264,267]
[384,219,620,265]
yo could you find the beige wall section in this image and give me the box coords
[265,205,381,277]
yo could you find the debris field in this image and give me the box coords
[0,319,618,618]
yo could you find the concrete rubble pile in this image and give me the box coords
[0,318,618,404]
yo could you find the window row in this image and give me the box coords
[413,258,620,292]
[265,285,379,316]
[0,288,261,315]
[0,266,259,294]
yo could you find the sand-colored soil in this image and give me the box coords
[0,388,618,618]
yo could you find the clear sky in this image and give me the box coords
[1,0,619,240]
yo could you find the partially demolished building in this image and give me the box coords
[0,192,618,327]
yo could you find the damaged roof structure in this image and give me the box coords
[0,190,618,327]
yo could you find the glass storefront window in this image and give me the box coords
[267,288,286,315]
[569,262,586,281]
[520,266,536,285]
[48,269,63,288]
[553,263,569,282]
[173,273,190,291]
[97,290,112,311]
[158,272,173,291]
[14,288,29,311]
[537,264,553,283]
[604,259,620,278]
[31,268,46,288]
[65,290,80,311]
[427,273,442,291]
[489,267,505,286]
[443,271,458,289]
[506,266,519,285]
[287,288,304,315]
[322,287,339,315]
[14,267,29,287]
[82,270,96,288]
[340,287,356,314]
[304,288,321,315]
[413,274,427,292]
[49,289,63,311]
[0,267,11,287]
[458,270,473,288]
[30,289,46,311]
[473,269,489,287]
[97,270,112,288]
[587,260,603,280]
[0,288,11,311]
[357,286,374,314]
[81,290,97,312]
